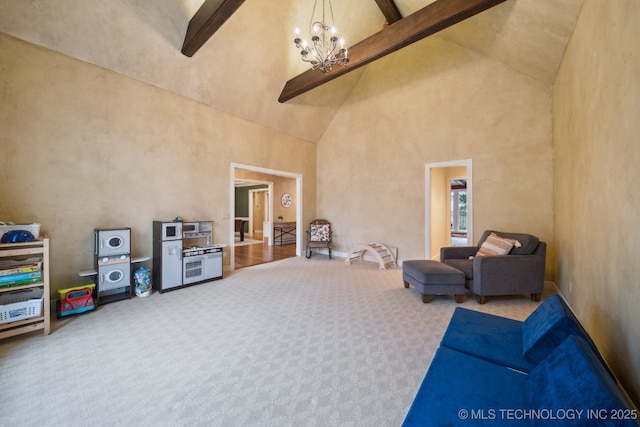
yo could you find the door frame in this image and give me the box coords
[425,159,473,260]
[230,163,303,271]
[248,187,269,236]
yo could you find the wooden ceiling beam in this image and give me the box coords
[181,0,246,57]
[374,0,403,24]
[279,0,507,103]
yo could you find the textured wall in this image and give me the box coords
[234,185,267,219]
[0,34,316,289]
[317,36,554,275]
[0,0,366,143]
[553,0,640,405]
[0,0,584,143]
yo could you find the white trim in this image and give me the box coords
[424,159,473,260]
[230,163,303,271]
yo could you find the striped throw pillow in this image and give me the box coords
[476,233,521,257]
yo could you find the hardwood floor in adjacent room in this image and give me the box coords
[234,232,297,269]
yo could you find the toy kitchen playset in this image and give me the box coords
[152,220,224,293]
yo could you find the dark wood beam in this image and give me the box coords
[374,0,403,24]
[181,0,246,57]
[279,0,507,103]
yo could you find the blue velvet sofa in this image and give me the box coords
[403,295,639,426]
[439,294,611,375]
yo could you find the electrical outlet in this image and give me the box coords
[570,281,573,293]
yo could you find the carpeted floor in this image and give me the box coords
[0,256,553,427]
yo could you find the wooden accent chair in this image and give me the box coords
[306,219,332,259]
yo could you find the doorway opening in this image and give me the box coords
[425,159,473,260]
[230,163,303,271]
[234,180,270,246]
[450,179,467,246]
[249,188,268,237]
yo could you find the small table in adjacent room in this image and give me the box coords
[273,222,296,246]
[234,219,248,242]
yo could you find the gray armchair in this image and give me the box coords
[440,230,546,304]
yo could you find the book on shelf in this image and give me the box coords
[0,263,40,277]
[0,271,42,287]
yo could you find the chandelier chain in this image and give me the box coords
[328,0,335,27]
[309,0,317,30]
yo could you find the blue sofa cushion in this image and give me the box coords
[522,294,612,379]
[527,336,638,427]
[403,346,529,426]
[440,307,537,373]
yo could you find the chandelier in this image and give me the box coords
[294,0,349,73]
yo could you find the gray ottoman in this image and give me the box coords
[403,260,466,303]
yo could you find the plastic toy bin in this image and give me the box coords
[57,284,96,317]
[0,288,44,324]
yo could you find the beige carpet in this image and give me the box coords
[0,256,553,426]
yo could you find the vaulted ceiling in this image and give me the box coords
[0,0,584,143]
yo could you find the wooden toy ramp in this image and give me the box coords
[345,243,397,270]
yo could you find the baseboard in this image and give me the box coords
[310,248,344,258]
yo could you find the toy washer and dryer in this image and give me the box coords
[59,228,132,317]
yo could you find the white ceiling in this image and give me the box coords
[0,0,584,143]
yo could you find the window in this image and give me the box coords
[450,180,467,235]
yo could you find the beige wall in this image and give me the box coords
[553,0,640,404]
[273,178,297,223]
[317,36,554,274]
[0,34,316,291]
